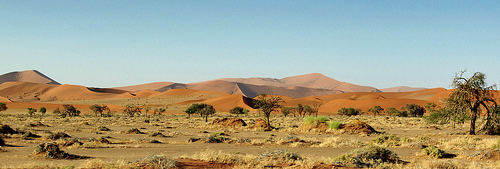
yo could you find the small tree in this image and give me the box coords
[200,105,216,122]
[441,71,497,135]
[295,104,305,117]
[386,107,407,117]
[253,94,284,128]
[53,104,81,118]
[368,106,384,116]
[311,100,324,117]
[123,104,142,117]
[185,103,215,121]
[304,105,313,116]
[144,107,151,116]
[89,104,110,117]
[27,108,37,117]
[154,107,166,115]
[229,106,249,117]
[338,107,362,116]
[0,102,7,112]
[39,107,46,116]
[403,104,426,117]
[281,107,294,117]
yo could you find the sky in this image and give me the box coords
[1,1,499,89]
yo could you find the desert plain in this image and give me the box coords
[1,70,500,168]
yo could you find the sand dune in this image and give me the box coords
[0,70,60,85]
[380,86,427,92]
[203,94,255,112]
[219,73,379,93]
[113,82,177,92]
[0,96,11,102]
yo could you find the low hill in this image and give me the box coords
[0,70,60,85]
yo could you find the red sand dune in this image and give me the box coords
[0,96,11,102]
[154,88,229,97]
[203,94,255,112]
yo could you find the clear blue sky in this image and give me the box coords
[1,1,499,89]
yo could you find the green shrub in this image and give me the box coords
[259,149,302,161]
[328,121,342,129]
[421,146,446,158]
[304,116,329,125]
[338,107,361,116]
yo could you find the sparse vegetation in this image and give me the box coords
[333,145,401,168]
[89,104,110,117]
[229,106,249,117]
[337,107,362,116]
[253,94,284,127]
[328,120,342,129]
[368,105,384,116]
[421,146,447,158]
[27,107,37,117]
[53,104,81,118]
[123,104,142,117]
[402,104,426,117]
[440,71,498,135]
[0,102,7,113]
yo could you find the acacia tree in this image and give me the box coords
[0,102,7,113]
[442,71,497,135]
[123,104,142,117]
[185,103,216,121]
[39,107,46,116]
[253,94,284,127]
[229,106,249,117]
[27,108,37,117]
[295,104,305,117]
[200,105,216,122]
[281,107,294,117]
[310,101,324,117]
[89,104,110,117]
[368,106,384,116]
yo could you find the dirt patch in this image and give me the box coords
[0,125,18,134]
[212,118,247,127]
[175,158,233,169]
[341,119,378,135]
[253,118,273,131]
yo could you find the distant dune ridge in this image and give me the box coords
[114,73,379,98]
[0,70,60,85]
[380,86,427,92]
[5,70,488,114]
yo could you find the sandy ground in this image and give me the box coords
[1,110,499,168]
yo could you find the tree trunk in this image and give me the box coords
[470,111,477,135]
[205,115,208,122]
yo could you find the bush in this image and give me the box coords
[229,106,249,117]
[421,146,446,158]
[259,149,302,161]
[404,104,426,117]
[47,132,71,140]
[53,104,81,118]
[333,145,401,168]
[338,107,361,116]
[386,107,407,117]
[371,134,401,146]
[141,155,178,168]
[328,120,342,129]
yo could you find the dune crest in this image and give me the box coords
[0,70,60,85]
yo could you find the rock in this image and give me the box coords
[212,118,247,127]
